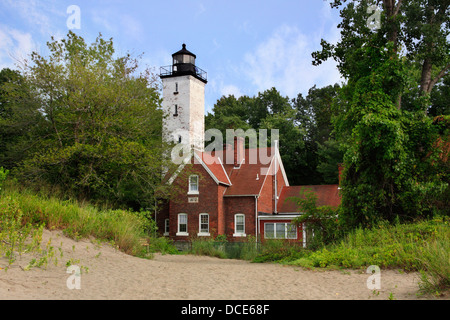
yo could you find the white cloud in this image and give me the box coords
[0,25,36,70]
[220,84,242,98]
[3,0,62,37]
[242,24,343,98]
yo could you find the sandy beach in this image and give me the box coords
[0,229,430,300]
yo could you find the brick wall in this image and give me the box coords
[223,196,256,242]
[168,163,221,241]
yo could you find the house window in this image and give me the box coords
[188,175,199,194]
[164,219,169,236]
[264,223,297,240]
[198,213,210,236]
[177,213,188,236]
[233,214,246,237]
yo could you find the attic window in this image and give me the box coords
[188,175,199,194]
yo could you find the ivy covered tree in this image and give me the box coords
[313,0,449,228]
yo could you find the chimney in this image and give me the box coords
[234,136,245,168]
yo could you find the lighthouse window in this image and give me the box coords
[175,82,178,93]
[174,104,178,116]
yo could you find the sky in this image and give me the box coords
[0,0,344,113]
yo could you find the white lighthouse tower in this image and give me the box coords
[160,44,207,152]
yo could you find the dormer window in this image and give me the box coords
[188,175,199,194]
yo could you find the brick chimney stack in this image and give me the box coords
[234,136,245,168]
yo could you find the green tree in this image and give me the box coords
[5,32,169,210]
[313,0,450,112]
[313,0,449,228]
[0,68,44,170]
[292,84,343,184]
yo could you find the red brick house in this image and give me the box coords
[156,44,341,245]
[156,137,341,244]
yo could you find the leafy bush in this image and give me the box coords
[289,188,341,249]
[252,240,305,263]
[147,237,179,255]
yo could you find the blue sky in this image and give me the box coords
[0,0,343,113]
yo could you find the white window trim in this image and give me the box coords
[188,175,199,195]
[198,213,210,236]
[233,214,246,237]
[176,213,189,236]
[164,218,169,236]
[264,222,297,240]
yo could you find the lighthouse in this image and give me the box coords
[160,44,207,152]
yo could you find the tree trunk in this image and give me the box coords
[420,58,433,95]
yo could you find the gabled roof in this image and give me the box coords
[166,146,290,196]
[194,151,231,186]
[277,185,341,213]
[223,147,289,196]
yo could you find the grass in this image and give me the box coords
[285,217,450,295]
[1,179,448,295]
[184,214,449,296]
[0,181,153,259]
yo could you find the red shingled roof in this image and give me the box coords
[224,147,277,196]
[194,151,231,186]
[277,185,341,213]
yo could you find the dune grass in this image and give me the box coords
[286,217,449,295]
[0,182,150,258]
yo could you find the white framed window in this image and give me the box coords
[264,223,297,239]
[177,213,188,236]
[188,175,199,194]
[233,214,246,237]
[164,219,169,236]
[198,213,210,236]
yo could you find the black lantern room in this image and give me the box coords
[160,44,207,83]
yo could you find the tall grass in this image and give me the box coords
[1,182,150,256]
[190,236,261,260]
[288,217,449,294]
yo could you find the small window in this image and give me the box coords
[265,223,274,239]
[164,219,169,236]
[188,175,199,194]
[178,135,182,144]
[234,214,246,237]
[174,104,178,116]
[175,82,178,93]
[177,213,188,236]
[198,213,210,236]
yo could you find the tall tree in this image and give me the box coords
[313,0,449,228]
[4,32,169,210]
[313,0,450,111]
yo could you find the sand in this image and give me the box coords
[0,229,432,300]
